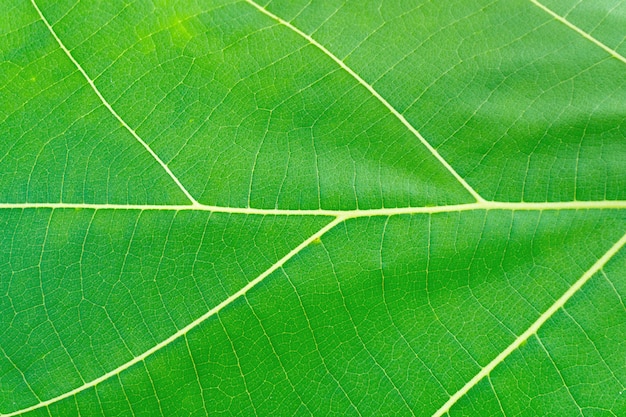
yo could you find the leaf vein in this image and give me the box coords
[242,0,486,203]
[0,201,625,217]
[1,216,345,417]
[29,0,200,206]
[530,0,626,65]
[431,230,626,417]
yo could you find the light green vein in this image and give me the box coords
[0,200,625,217]
[1,216,345,417]
[243,0,486,203]
[530,0,626,65]
[29,0,200,206]
[431,230,626,417]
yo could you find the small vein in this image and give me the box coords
[243,0,486,203]
[380,217,451,397]
[118,373,138,417]
[29,0,200,206]
[281,269,363,415]
[2,216,346,417]
[183,335,209,416]
[536,334,584,415]
[530,0,626,65]
[219,316,258,417]
[431,230,626,417]
[320,240,416,415]
[488,375,507,417]
[143,362,165,417]
[246,299,315,415]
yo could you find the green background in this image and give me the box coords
[1,0,625,415]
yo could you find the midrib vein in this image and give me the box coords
[0,200,625,217]
[431,230,626,417]
[1,216,346,417]
[29,0,200,206]
[530,0,626,65]
[243,0,486,204]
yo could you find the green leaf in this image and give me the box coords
[1,0,625,416]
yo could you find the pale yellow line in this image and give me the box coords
[0,200,625,217]
[1,216,346,417]
[432,230,626,416]
[243,0,486,203]
[29,0,200,205]
[530,0,626,65]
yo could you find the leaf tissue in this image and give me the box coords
[1,0,625,415]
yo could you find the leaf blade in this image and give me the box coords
[1,1,626,416]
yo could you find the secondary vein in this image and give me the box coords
[1,215,346,417]
[243,0,486,203]
[530,0,626,65]
[431,229,626,417]
[29,0,200,206]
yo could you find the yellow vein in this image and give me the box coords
[530,0,626,65]
[1,200,625,217]
[243,0,486,203]
[432,230,626,417]
[1,216,346,417]
[29,0,200,206]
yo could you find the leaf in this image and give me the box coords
[1,0,625,416]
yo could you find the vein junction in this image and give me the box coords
[29,0,199,206]
[9,1,626,416]
[2,198,626,417]
[0,200,625,218]
[30,0,486,210]
[244,0,486,203]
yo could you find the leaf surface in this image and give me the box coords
[1,0,625,416]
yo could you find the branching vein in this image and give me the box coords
[0,200,625,217]
[1,216,346,417]
[7,3,626,416]
[29,0,200,206]
[431,230,626,417]
[530,0,626,65]
[243,0,486,203]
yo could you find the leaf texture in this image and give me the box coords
[1,0,625,416]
